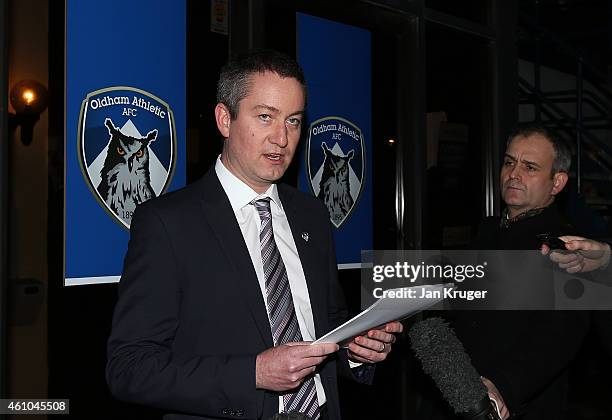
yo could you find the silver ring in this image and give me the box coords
[378,342,386,353]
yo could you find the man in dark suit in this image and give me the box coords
[106,50,402,420]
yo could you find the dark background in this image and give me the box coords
[3,0,612,419]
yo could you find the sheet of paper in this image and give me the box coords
[313,283,451,345]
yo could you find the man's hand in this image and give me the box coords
[541,235,611,273]
[255,342,338,392]
[481,377,510,420]
[346,321,403,364]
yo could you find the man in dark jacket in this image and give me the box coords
[463,125,590,420]
[418,124,590,420]
[106,50,402,420]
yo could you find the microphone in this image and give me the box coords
[409,317,502,420]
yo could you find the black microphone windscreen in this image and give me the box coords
[409,317,488,414]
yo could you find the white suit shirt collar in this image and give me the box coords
[214,156,283,212]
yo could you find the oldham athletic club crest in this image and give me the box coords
[78,86,176,229]
[306,116,366,228]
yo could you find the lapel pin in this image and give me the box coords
[302,232,309,242]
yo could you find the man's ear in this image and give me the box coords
[215,103,231,138]
[551,172,568,196]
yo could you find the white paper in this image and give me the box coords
[313,283,451,345]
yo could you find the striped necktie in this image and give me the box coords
[252,198,320,419]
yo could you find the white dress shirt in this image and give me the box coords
[215,157,327,409]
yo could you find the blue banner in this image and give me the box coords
[65,0,186,285]
[297,13,372,267]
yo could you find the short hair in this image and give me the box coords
[216,49,307,119]
[506,123,572,174]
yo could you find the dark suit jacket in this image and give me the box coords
[457,205,590,419]
[416,204,590,420]
[106,169,359,420]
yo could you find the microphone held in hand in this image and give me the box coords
[409,317,501,420]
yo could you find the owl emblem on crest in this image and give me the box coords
[97,118,157,224]
[78,86,176,229]
[306,116,365,228]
